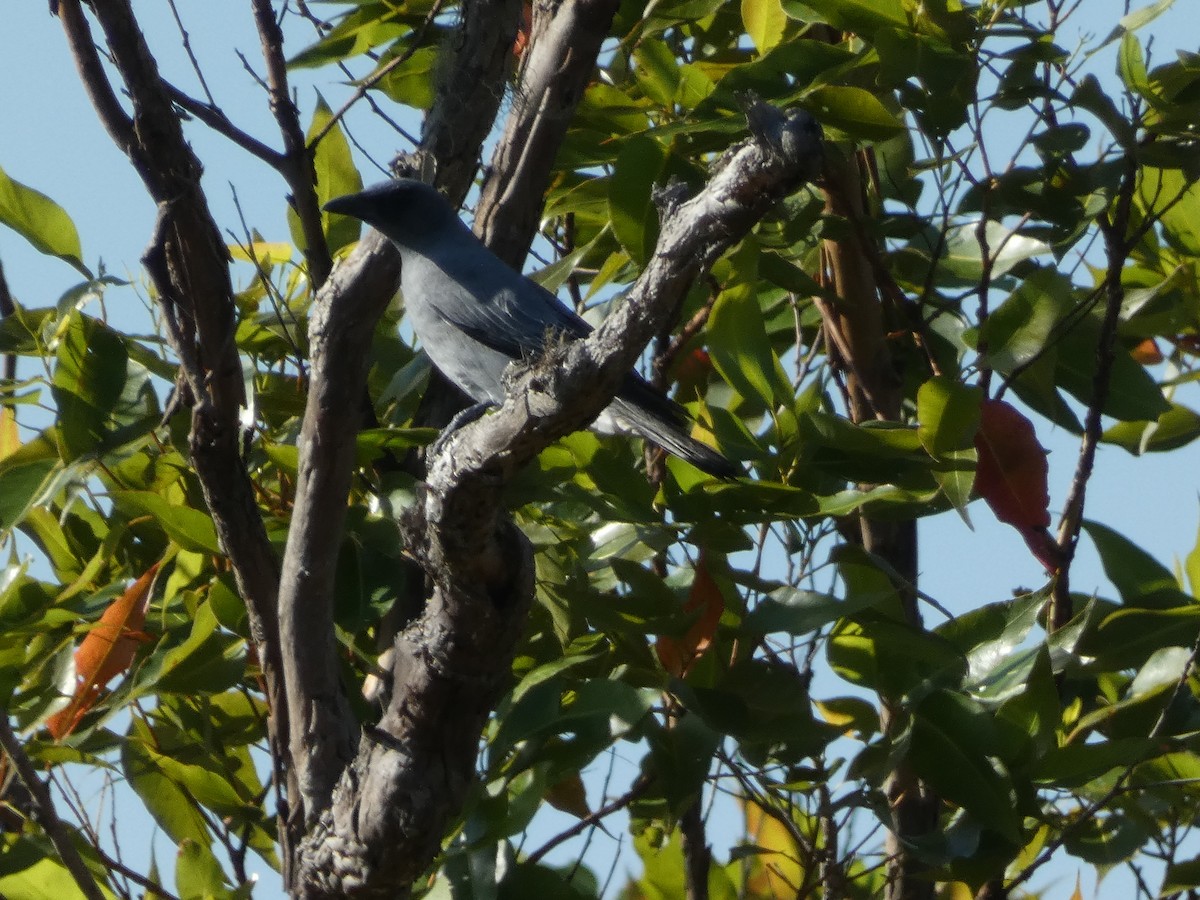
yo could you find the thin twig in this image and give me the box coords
[526,777,652,865]
[308,0,447,151]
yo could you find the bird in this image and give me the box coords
[324,178,740,478]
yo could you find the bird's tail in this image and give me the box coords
[605,394,742,479]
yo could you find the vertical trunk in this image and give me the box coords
[818,149,936,900]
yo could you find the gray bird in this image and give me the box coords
[325,179,739,478]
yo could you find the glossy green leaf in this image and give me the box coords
[707,283,792,410]
[0,165,88,276]
[979,268,1074,373]
[939,221,1051,280]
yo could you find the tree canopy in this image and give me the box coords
[1,1,1199,898]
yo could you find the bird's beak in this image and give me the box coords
[323,192,369,219]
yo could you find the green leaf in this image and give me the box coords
[377,45,439,110]
[609,136,668,265]
[0,456,59,533]
[707,284,792,410]
[979,268,1074,373]
[646,711,719,813]
[783,0,907,34]
[633,38,681,107]
[803,85,905,141]
[110,491,221,555]
[1088,605,1200,669]
[917,376,982,457]
[743,586,885,636]
[175,839,231,900]
[995,646,1061,760]
[1063,814,1147,866]
[1053,318,1169,422]
[1083,520,1190,608]
[939,221,1051,280]
[1118,31,1150,97]
[910,690,1021,842]
[0,165,89,277]
[1103,402,1200,454]
[1162,857,1200,895]
[301,93,365,255]
[742,0,788,55]
[51,313,132,461]
[0,850,105,900]
[152,602,248,695]
[123,720,211,848]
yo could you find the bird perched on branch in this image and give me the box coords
[325,179,739,478]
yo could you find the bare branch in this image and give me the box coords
[250,0,333,287]
[474,0,621,268]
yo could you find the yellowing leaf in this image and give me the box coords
[229,241,294,266]
[742,0,787,55]
[742,797,804,895]
[0,407,18,462]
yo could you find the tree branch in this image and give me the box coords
[474,0,620,268]
[249,0,333,287]
[1049,151,1140,631]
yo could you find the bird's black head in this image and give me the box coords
[324,178,461,249]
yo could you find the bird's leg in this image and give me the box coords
[429,400,497,458]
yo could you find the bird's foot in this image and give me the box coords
[429,401,497,458]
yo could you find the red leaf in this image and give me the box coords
[656,552,725,677]
[974,400,1051,531]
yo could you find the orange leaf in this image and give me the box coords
[47,564,158,740]
[1130,338,1163,364]
[513,2,533,58]
[656,553,725,677]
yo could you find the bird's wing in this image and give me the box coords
[433,267,593,360]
